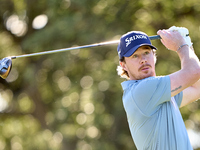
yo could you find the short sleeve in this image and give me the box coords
[132,76,171,115]
[174,92,183,108]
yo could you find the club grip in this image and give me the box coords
[149,35,161,40]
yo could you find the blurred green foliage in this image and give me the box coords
[0,0,200,149]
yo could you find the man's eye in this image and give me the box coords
[132,54,138,58]
[145,51,150,55]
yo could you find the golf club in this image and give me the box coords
[0,57,12,79]
[0,35,161,79]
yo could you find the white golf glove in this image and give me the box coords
[168,26,193,47]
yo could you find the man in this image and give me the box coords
[117,27,200,150]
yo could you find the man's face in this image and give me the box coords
[120,46,156,80]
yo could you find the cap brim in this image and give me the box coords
[124,44,157,57]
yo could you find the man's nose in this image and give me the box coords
[140,55,147,64]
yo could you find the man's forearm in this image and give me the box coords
[169,44,200,97]
[177,45,200,74]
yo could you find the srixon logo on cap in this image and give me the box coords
[125,34,148,47]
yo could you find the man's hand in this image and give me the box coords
[157,29,186,52]
[168,26,193,47]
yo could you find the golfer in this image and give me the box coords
[117,27,200,150]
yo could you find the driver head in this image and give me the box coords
[0,57,12,79]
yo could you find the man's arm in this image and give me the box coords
[180,79,200,107]
[157,29,200,98]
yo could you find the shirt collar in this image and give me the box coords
[121,77,155,90]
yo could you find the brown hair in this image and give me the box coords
[117,57,130,79]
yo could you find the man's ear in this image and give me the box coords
[119,61,127,71]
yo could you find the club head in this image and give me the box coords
[0,57,12,79]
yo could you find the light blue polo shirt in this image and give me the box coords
[121,76,193,150]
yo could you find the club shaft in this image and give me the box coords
[11,35,161,59]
